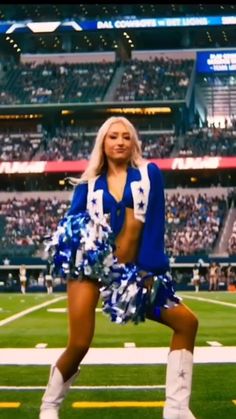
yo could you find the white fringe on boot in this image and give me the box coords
[163,349,196,419]
[39,365,80,419]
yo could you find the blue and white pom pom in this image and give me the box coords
[101,263,149,324]
[101,268,182,325]
[44,211,181,325]
[44,211,117,282]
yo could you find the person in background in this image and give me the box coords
[7,272,13,287]
[38,270,45,287]
[40,116,198,419]
[19,264,27,294]
[45,263,53,294]
[208,261,220,291]
[225,263,235,290]
[192,264,200,293]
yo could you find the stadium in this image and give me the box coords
[0,3,236,419]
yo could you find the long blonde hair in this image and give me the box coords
[69,116,145,185]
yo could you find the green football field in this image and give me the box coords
[0,291,236,418]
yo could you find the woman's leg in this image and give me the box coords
[56,279,100,381]
[147,302,198,352]
[40,279,100,418]
[159,303,198,352]
[147,303,198,419]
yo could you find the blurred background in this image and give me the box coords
[1,3,236,293]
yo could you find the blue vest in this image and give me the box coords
[68,162,169,274]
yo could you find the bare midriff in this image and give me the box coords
[114,208,143,264]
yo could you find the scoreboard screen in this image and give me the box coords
[196,50,236,73]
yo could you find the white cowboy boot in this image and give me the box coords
[163,349,196,419]
[39,365,80,419]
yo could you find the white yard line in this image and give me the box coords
[206,341,222,347]
[0,385,165,391]
[0,296,66,327]
[1,346,236,365]
[180,294,236,308]
[47,307,102,313]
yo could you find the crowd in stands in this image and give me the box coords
[178,125,236,157]
[0,61,116,105]
[0,192,228,258]
[114,57,193,102]
[0,91,19,106]
[0,125,177,161]
[0,125,235,162]
[0,197,69,257]
[37,126,91,161]
[165,193,227,256]
[37,129,177,161]
[141,132,176,158]
[0,57,193,105]
[2,124,236,162]
[0,131,43,161]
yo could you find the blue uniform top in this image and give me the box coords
[67,162,169,275]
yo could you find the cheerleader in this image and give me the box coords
[40,116,198,419]
[192,264,200,293]
[19,264,27,294]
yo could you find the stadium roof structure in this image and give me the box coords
[0,4,236,21]
[0,4,236,55]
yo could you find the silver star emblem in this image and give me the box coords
[178,369,186,378]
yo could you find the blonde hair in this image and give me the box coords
[68,116,145,185]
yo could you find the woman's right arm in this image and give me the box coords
[67,183,88,215]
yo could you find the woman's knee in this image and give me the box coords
[178,309,199,335]
[161,304,198,335]
[187,311,198,332]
